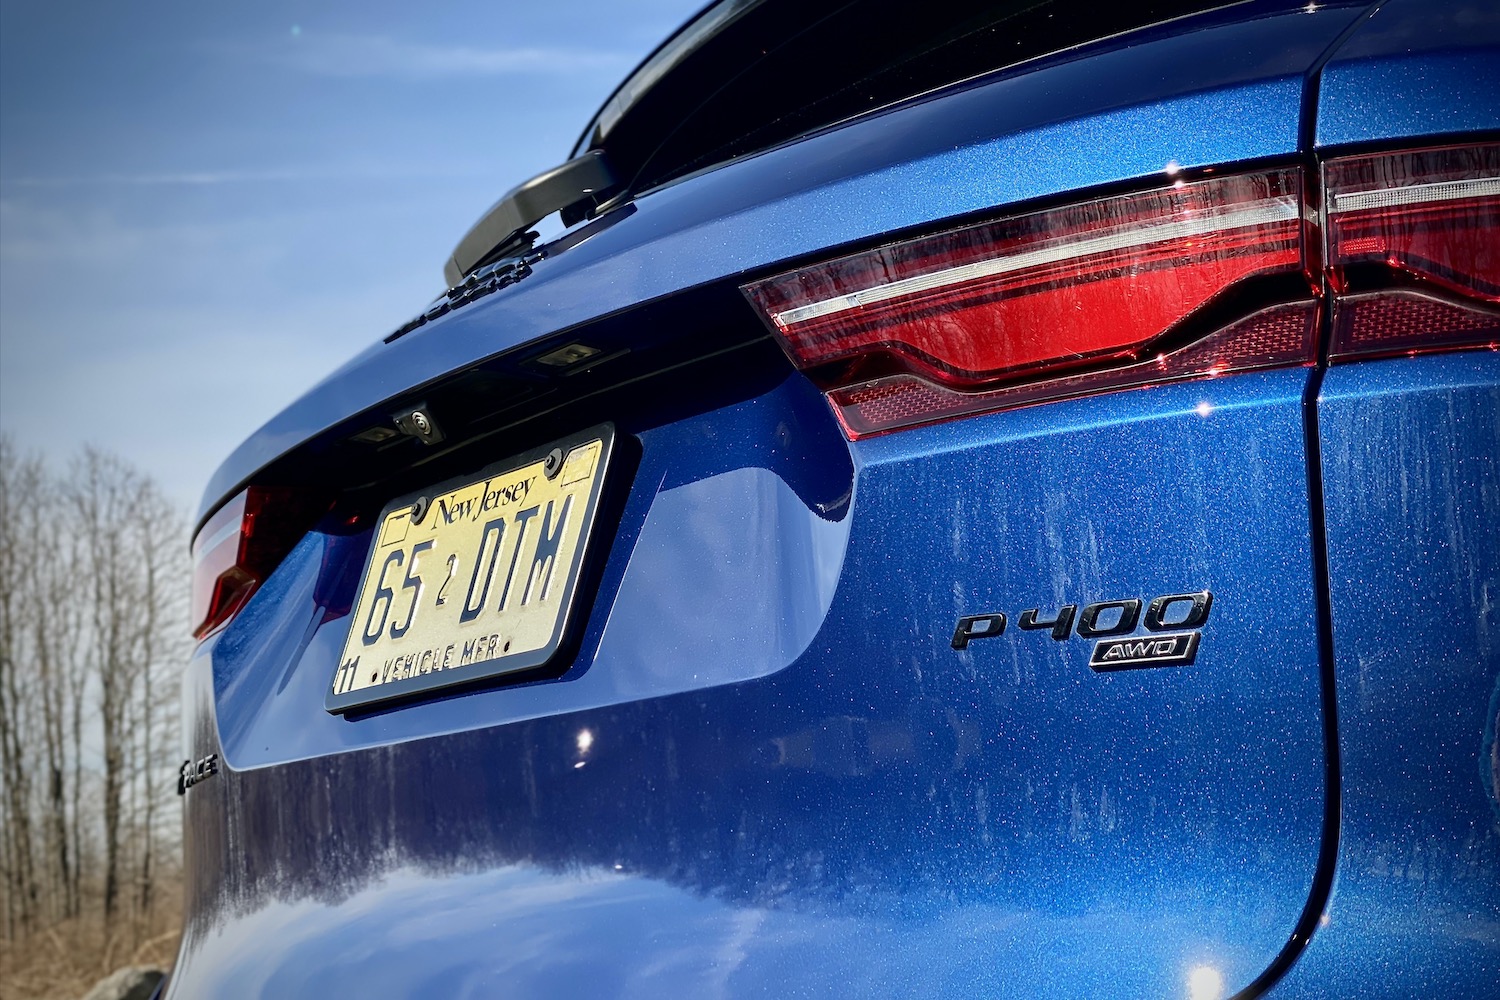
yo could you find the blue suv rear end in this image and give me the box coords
[172,2,1499,996]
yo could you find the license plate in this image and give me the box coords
[326,426,614,712]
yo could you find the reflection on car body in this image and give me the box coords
[173,1,1499,997]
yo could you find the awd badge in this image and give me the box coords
[1088,631,1200,670]
[952,591,1212,672]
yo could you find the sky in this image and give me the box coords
[0,0,705,513]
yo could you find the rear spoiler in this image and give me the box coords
[443,150,618,287]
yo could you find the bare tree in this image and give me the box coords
[70,448,152,921]
[127,480,185,925]
[0,439,42,936]
[19,446,86,921]
[0,437,188,988]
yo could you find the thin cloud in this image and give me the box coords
[276,34,632,79]
[4,169,310,187]
[0,162,490,188]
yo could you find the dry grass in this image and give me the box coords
[0,897,180,1000]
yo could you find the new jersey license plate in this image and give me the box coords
[326,426,614,712]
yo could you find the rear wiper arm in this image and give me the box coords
[443,150,619,287]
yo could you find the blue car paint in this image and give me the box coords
[1316,0,1500,149]
[173,0,1500,995]
[205,372,855,767]
[1270,352,1500,998]
[196,1,1368,527]
[176,370,1327,998]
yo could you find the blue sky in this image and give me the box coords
[0,0,704,510]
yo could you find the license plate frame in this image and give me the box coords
[326,424,615,713]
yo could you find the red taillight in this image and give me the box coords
[745,169,1315,437]
[1324,142,1500,359]
[191,487,330,639]
[828,302,1318,438]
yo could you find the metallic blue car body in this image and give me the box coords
[1274,352,1500,998]
[174,1,1500,996]
[198,0,1358,511]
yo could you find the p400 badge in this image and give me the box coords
[952,591,1212,672]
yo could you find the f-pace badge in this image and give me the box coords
[952,591,1212,672]
[177,753,219,795]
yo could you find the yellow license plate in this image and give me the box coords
[326,426,613,712]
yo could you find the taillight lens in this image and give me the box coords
[191,487,330,639]
[1324,142,1500,359]
[827,302,1318,438]
[745,169,1316,437]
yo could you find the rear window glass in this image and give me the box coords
[586,0,1242,194]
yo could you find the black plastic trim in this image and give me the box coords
[445,151,618,287]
